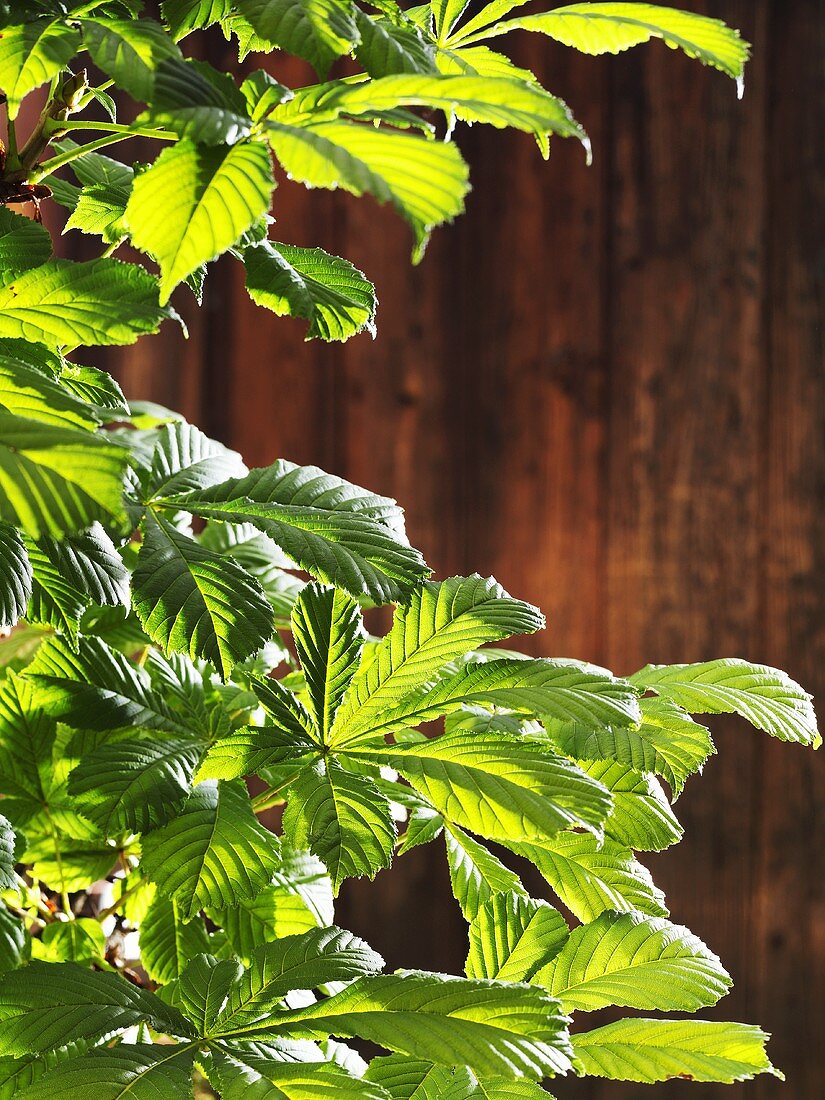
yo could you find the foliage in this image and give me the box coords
[0,1,816,1098]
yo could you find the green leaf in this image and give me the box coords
[0,816,15,892]
[239,971,574,1079]
[466,892,568,982]
[215,926,384,1029]
[329,576,542,747]
[141,780,281,919]
[0,961,187,1055]
[291,582,365,739]
[63,183,130,244]
[132,419,246,500]
[0,356,100,430]
[444,824,525,922]
[15,1044,197,1099]
[432,0,471,41]
[137,896,211,985]
[283,760,395,892]
[196,723,317,783]
[0,416,128,540]
[368,731,612,842]
[577,759,682,852]
[210,1053,388,1100]
[0,209,52,279]
[354,10,437,76]
[159,461,430,604]
[146,56,254,143]
[0,522,31,629]
[25,524,129,640]
[552,697,714,798]
[0,259,171,348]
[24,635,188,734]
[0,906,27,976]
[244,241,377,342]
[509,834,669,922]
[162,0,232,40]
[237,0,360,76]
[67,736,201,834]
[0,674,55,820]
[267,119,469,259]
[33,919,106,964]
[454,2,749,84]
[58,364,128,418]
[572,1019,782,1084]
[125,140,274,303]
[0,19,80,117]
[537,910,730,1012]
[178,953,243,1033]
[81,18,181,101]
[133,512,274,680]
[631,659,821,748]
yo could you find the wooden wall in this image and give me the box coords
[76,2,823,1095]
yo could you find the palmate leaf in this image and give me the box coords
[283,761,395,892]
[160,461,429,603]
[141,896,210,985]
[233,971,575,1079]
[0,415,128,539]
[0,260,171,348]
[444,825,525,922]
[133,512,274,680]
[25,524,130,640]
[244,241,377,342]
[552,696,714,798]
[632,658,821,747]
[81,17,181,100]
[0,961,187,1056]
[266,119,469,259]
[125,139,274,302]
[213,927,384,1029]
[537,910,730,1013]
[0,18,80,117]
[571,1019,782,1084]
[0,209,52,279]
[237,0,361,76]
[466,893,568,982]
[0,522,32,629]
[196,722,318,782]
[453,2,749,84]
[14,1044,197,1099]
[364,731,612,843]
[509,834,669,922]
[291,582,365,739]
[24,635,189,734]
[329,575,543,748]
[67,736,202,834]
[578,759,682,852]
[140,780,281,919]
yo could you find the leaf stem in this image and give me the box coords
[252,775,300,813]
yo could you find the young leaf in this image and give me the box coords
[159,461,430,603]
[453,2,750,84]
[0,415,128,539]
[236,0,361,76]
[283,760,396,892]
[125,140,274,303]
[133,512,274,680]
[537,910,730,1012]
[0,522,32,629]
[0,19,80,117]
[243,241,377,342]
[141,780,281,919]
[631,659,821,748]
[140,896,211,985]
[509,833,669,922]
[0,961,187,1056]
[329,575,544,748]
[14,1044,197,1099]
[367,731,613,842]
[444,825,526,922]
[0,209,52,279]
[572,1018,782,1084]
[267,120,469,259]
[241,971,575,1079]
[466,892,568,982]
[67,736,202,834]
[291,582,365,739]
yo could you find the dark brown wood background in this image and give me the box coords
[61,1,824,1095]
